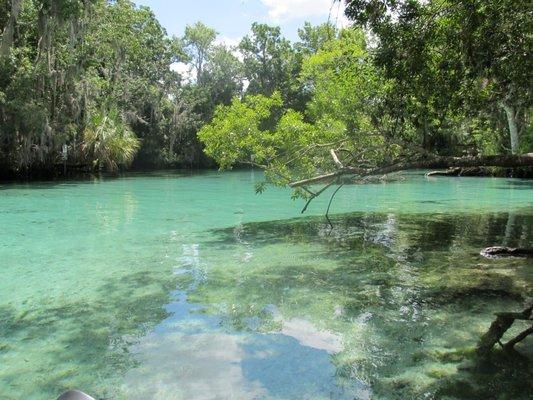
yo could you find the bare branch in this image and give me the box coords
[330,149,344,168]
[301,181,334,214]
[289,154,533,188]
[504,327,533,350]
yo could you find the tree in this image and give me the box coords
[183,22,217,84]
[343,0,532,155]
[200,28,394,197]
[178,23,244,167]
[295,21,337,56]
[201,44,243,107]
[0,0,183,174]
[239,23,302,108]
[199,17,532,207]
[82,109,140,171]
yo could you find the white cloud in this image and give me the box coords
[170,62,195,83]
[281,318,342,354]
[214,36,244,61]
[260,0,332,22]
[215,36,241,49]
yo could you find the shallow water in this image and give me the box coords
[0,170,532,399]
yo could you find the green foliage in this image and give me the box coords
[0,0,181,173]
[295,22,338,56]
[344,0,532,155]
[198,92,283,169]
[82,109,140,171]
[200,28,398,196]
[0,0,529,178]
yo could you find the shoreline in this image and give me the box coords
[1,165,531,184]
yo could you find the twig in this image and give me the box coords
[301,181,334,214]
[325,183,344,229]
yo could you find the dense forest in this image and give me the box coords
[0,0,531,180]
[0,2,532,399]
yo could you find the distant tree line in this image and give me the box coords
[0,0,531,178]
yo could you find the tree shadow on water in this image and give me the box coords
[198,210,533,399]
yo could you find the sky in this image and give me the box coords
[134,0,349,45]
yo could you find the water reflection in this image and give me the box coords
[137,210,530,400]
[1,207,531,399]
[123,240,368,399]
[0,270,178,399]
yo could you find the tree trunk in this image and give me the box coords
[501,101,519,155]
[0,0,23,57]
[289,154,533,188]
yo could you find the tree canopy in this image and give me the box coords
[199,0,532,200]
[0,0,531,179]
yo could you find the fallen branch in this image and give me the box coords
[477,302,533,355]
[370,153,533,175]
[426,167,462,177]
[290,153,533,188]
[289,166,366,188]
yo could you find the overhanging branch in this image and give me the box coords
[289,154,533,188]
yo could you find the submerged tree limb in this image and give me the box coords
[480,246,533,258]
[504,327,533,350]
[476,302,533,355]
[289,154,533,188]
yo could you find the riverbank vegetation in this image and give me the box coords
[200,0,532,196]
[0,2,532,397]
[0,0,531,179]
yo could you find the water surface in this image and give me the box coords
[0,170,532,399]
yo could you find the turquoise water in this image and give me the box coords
[0,170,532,399]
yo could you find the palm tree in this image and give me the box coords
[82,109,140,171]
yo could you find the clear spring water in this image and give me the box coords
[0,170,532,400]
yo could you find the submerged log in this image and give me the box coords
[504,327,533,350]
[426,167,462,177]
[425,167,490,177]
[371,153,533,175]
[476,303,533,356]
[480,246,533,258]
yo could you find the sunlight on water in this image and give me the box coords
[0,170,532,399]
